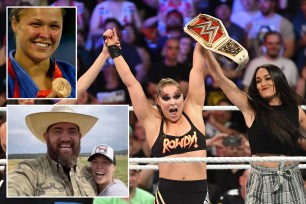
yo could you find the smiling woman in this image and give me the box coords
[7,7,76,99]
[88,144,128,197]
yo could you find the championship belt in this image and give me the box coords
[184,14,249,71]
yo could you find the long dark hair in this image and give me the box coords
[247,64,305,154]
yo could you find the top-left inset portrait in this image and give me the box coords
[7,6,77,99]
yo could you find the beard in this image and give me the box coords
[46,137,81,168]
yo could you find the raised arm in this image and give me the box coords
[205,51,250,114]
[77,44,110,96]
[57,44,112,104]
[104,28,156,124]
[185,42,206,111]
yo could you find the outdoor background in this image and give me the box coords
[6,105,129,185]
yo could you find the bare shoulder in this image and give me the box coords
[299,106,306,122]
[142,107,163,148]
[183,103,205,134]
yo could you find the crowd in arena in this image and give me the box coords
[0,0,306,203]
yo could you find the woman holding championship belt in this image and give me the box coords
[103,28,212,204]
[8,7,75,99]
[205,51,306,202]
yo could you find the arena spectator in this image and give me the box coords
[243,31,298,90]
[51,0,90,32]
[246,0,295,59]
[145,37,189,100]
[213,0,246,87]
[221,169,251,204]
[296,62,306,98]
[292,0,306,71]
[89,0,142,41]
[230,0,260,30]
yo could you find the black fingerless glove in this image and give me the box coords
[108,45,122,59]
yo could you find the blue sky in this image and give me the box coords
[7,105,129,154]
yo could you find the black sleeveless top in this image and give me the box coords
[247,104,299,156]
[151,112,207,157]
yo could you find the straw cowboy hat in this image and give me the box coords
[25,106,98,143]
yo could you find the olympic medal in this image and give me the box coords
[52,78,72,98]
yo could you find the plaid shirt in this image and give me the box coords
[8,154,96,196]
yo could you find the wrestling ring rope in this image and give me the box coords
[129,105,306,170]
[1,106,306,172]
[129,157,306,170]
[129,105,306,111]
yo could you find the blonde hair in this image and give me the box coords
[156,78,182,115]
[10,8,66,23]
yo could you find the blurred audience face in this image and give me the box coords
[241,0,257,11]
[212,100,232,124]
[224,145,240,157]
[165,11,183,27]
[122,24,136,44]
[134,120,146,141]
[264,33,282,59]
[179,36,192,56]
[215,4,232,21]
[103,64,119,83]
[163,38,180,61]
[258,0,276,15]
[129,170,140,192]
[103,21,122,38]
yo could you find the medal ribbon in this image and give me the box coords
[8,58,63,98]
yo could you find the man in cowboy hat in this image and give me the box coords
[8,106,98,196]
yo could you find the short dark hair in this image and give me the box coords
[263,31,283,44]
[103,18,123,31]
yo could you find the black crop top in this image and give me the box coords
[151,112,206,157]
[247,104,299,156]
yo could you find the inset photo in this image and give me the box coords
[7,105,129,197]
[0,109,6,194]
[7,6,77,99]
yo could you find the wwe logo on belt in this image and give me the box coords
[189,21,219,44]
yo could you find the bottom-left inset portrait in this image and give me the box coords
[6,105,129,198]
